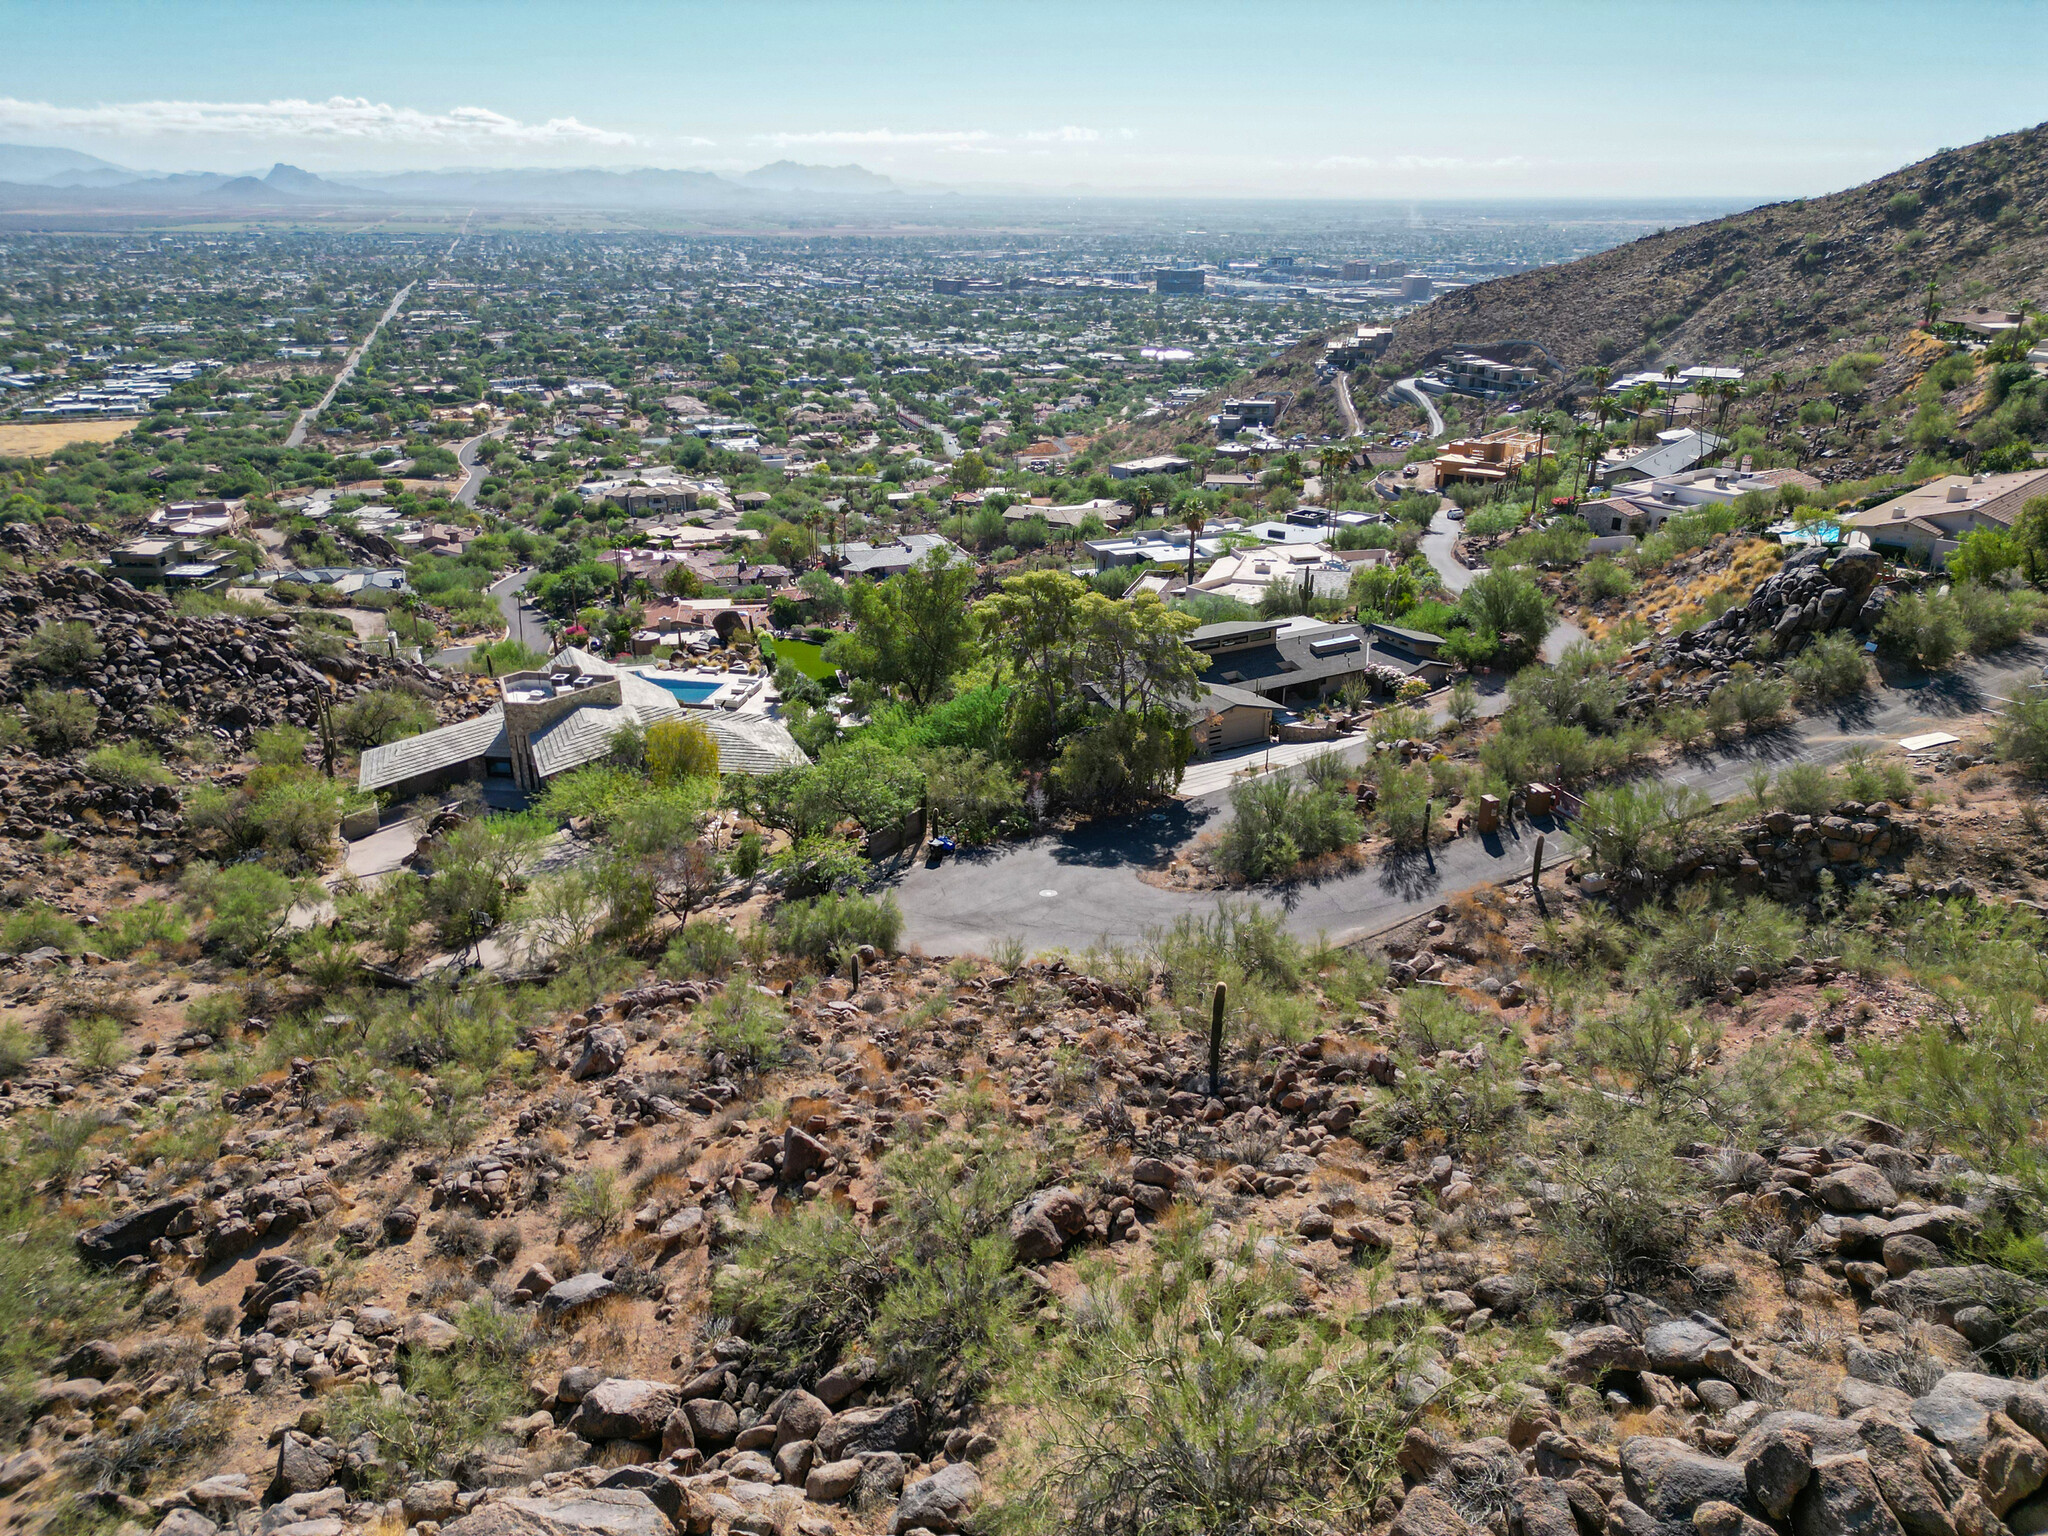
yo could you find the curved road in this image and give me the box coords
[455,424,509,508]
[886,637,2046,957]
[1390,377,1446,437]
[428,567,547,669]
[286,281,415,448]
[1419,504,1586,663]
[1334,370,1362,436]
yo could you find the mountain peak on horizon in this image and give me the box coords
[741,160,895,194]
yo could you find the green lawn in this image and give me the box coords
[764,638,836,682]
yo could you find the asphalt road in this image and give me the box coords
[285,281,414,448]
[1334,370,1361,436]
[1390,377,1446,437]
[886,636,2045,957]
[454,424,508,508]
[429,567,546,669]
[1419,504,1586,663]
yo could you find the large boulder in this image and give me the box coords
[1391,1486,1473,1536]
[1815,1165,1899,1214]
[538,1272,616,1319]
[1644,1318,1726,1378]
[1008,1187,1088,1263]
[1871,1267,2046,1328]
[1619,1437,1749,1527]
[569,1027,629,1081]
[806,1458,863,1503]
[1791,1454,1905,1536]
[568,1380,677,1443]
[269,1432,344,1500]
[815,1401,921,1461]
[1554,1325,1649,1385]
[76,1195,198,1264]
[891,1463,982,1534]
[439,1490,673,1536]
[772,1390,832,1454]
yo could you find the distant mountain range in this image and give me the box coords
[0,144,903,210]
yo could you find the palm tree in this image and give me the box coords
[1182,506,1208,590]
[1576,425,1602,501]
[1766,371,1788,445]
[1129,483,1156,523]
[1318,445,1348,504]
[1527,411,1555,522]
[1922,280,1942,328]
[1661,362,1681,428]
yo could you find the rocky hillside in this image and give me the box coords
[1381,122,2048,382]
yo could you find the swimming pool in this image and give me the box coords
[645,676,721,704]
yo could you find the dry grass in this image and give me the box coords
[0,419,135,455]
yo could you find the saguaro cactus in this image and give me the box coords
[1208,981,1228,1097]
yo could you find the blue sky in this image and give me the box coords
[4,0,2044,197]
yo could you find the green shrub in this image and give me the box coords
[22,687,96,750]
[1878,588,1969,668]
[84,741,173,791]
[251,724,312,766]
[17,620,101,675]
[1575,781,1713,881]
[1145,900,1302,1010]
[1,902,84,953]
[1577,557,1634,601]
[1708,663,1791,731]
[334,688,436,748]
[1996,695,2048,777]
[1535,1102,1703,1293]
[0,1020,36,1077]
[1632,887,1802,997]
[993,1231,1403,1535]
[1787,632,1871,700]
[663,920,742,978]
[771,890,904,962]
[182,862,310,959]
[1772,763,1835,817]
[325,1302,535,1489]
[1214,776,1363,881]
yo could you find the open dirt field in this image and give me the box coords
[0,418,136,455]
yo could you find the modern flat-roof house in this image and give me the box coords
[1187,617,1450,706]
[1434,429,1554,485]
[1579,466,1822,537]
[826,533,970,579]
[357,647,806,803]
[1109,455,1193,480]
[1843,468,2048,563]
[1595,430,1727,487]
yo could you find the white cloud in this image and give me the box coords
[1316,153,1533,171]
[0,96,637,148]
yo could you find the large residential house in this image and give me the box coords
[826,533,970,579]
[358,647,804,803]
[1186,617,1450,707]
[1580,466,1822,537]
[1434,429,1554,486]
[1594,430,1727,487]
[1843,469,2048,563]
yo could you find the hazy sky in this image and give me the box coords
[6,0,2044,198]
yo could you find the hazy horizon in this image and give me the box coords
[7,0,2046,201]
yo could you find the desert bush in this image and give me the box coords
[1215,777,1363,881]
[18,620,101,675]
[22,687,96,750]
[1535,1102,1703,1293]
[561,1168,628,1237]
[84,741,174,790]
[325,1301,536,1490]
[334,687,436,749]
[1772,763,1835,817]
[181,862,312,960]
[1570,988,1724,1116]
[1146,900,1303,1009]
[924,746,1026,842]
[663,920,742,978]
[702,982,787,1074]
[1787,631,1871,700]
[770,890,903,962]
[1998,696,2048,778]
[1,902,84,954]
[1708,663,1791,731]
[1878,588,1969,668]
[992,1230,1404,1536]
[1632,887,1801,997]
[645,717,720,783]
[1578,557,1634,602]
[1576,780,1713,882]
[1838,747,1915,805]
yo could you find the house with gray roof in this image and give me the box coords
[825,533,971,579]
[359,646,806,804]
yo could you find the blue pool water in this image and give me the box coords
[645,676,720,704]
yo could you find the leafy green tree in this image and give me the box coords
[980,570,1087,746]
[809,738,925,836]
[831,546,978,710]
[1949,528,2025,584]
[1077,592,1206,717]
[1458,567,1554,659]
